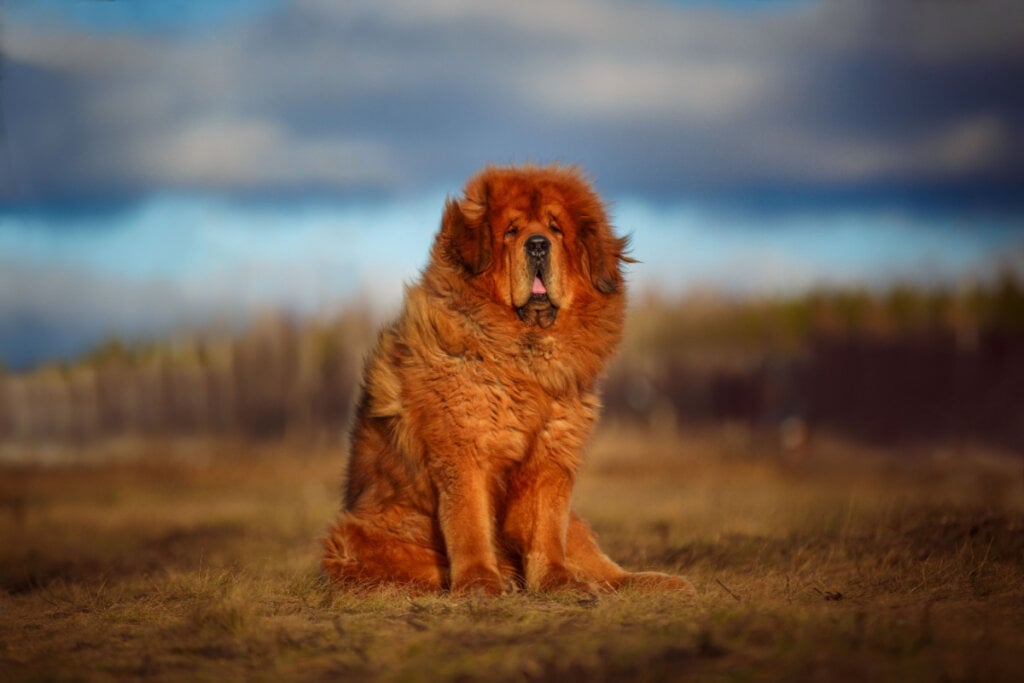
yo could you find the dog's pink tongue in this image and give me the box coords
[532,275,547,295]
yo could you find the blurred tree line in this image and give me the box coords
[0,311,374,445]
[610,270,1024,452]
[1,273,1022,452]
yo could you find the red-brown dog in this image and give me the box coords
[323,165,692,594]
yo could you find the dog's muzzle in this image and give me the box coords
[518,234,558,327]
[526,234,550,300]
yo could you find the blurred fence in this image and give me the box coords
[2,274,1023,452]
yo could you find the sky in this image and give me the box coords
[1,0,1023,369]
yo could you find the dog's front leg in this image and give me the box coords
[503,459,597,593]
[434,461,506,595]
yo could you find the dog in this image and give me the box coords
[323,164,692,595]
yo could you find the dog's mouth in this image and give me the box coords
[518,266,558,328]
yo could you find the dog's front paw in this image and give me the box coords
[451,564,506,596]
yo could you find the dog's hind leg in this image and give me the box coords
[565,512,695,593]
[323,514,447,593]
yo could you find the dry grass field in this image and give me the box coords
[1,426,1022,682]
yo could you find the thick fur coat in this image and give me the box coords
[323,165,691,594]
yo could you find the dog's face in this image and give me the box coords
[439,165,630,328]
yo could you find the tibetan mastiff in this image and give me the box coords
[323,164,692,595]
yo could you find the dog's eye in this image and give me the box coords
[549,223,561,235]
[505,226,518,238]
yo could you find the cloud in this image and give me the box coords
[2,0,1023,206]
[4,190,1021,368]
[532,56,769,122]
[620,199,1020,296]
[136,118,398,189]
[0,192,441,367]
[3,0,1022,369]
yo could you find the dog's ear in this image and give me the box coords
[441,190,492,276]
[580,218,632,295]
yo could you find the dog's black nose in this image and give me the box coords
[526,234,550,258]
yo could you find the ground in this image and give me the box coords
[1,426,1022,682]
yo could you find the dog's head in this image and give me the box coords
[438,165,631,328]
